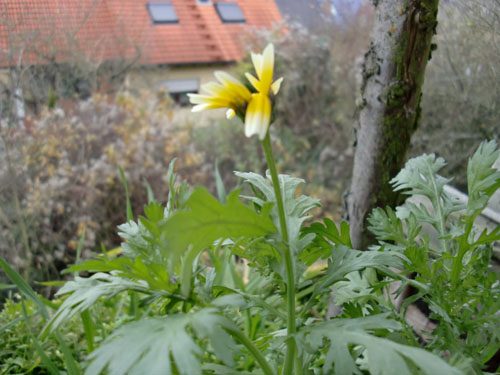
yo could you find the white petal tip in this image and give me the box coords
[271,77,284,95]
[226,109,236,119]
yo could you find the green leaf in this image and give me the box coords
[236,171,320,278]
[212,286,287,320]
[0,258,48,319]
[162,187,276,296]
[368,207,407,245]
[391,154,450,199]
[467,140,500,215]
[0,282,15,290]
[118,165,134,222]
[42,273,150,337]
[65,256,174,292]
[165,187,276,256]
[298,314,462,375]
[317,245,404,295]
[203,364,254,375]
[118,213,166,264]
[304,218,352,247]
[145,180,155,204]
[80,309,95,353]
[85,309,236,375]
[334,269,378,314]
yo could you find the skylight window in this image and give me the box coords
[147,2,179,24]
[214,2,245,23]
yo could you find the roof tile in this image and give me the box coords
[0,0,283,66]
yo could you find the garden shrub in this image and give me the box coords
[0,91,206,284]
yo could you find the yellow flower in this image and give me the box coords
[188,43,283,141]
[245,44,283,97]
[244,43,283,140]
[188,71,251,120]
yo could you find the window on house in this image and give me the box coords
[158,78,199,106]
[147,2,179,24]
[214,2,245,23]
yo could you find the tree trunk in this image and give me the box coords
[347,0,440,249]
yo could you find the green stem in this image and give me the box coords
[227,327,275,375]
[261,132,297,375]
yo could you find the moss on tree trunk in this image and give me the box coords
[347,0,440,249]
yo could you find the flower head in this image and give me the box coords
[188,71,251,120]
[188,43,282,141]
[243,44,283,140]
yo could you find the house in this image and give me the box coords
[0,0,283,109]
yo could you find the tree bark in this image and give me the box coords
[347,0,440,249]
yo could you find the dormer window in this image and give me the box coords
[147,2,179,24]
[214,2,245,23]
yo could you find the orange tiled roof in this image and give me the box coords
[0,0,283,67]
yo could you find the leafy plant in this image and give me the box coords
[368,140,500,374]
[1,44,487,375]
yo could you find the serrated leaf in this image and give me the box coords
[236,171,320,279]
[163,187,276,296]
[65,256,175,292]
[334,270,376,312]
[391,154,451,199]
[304,218,352,247]
[85,309,236,375]
[302,246,404,312]
[301,219,352,266]
[164,187,275,264]
[117,219,165,264]
[317,245,404,295]
[298,314,462,375]
[42,273,150,337]
[368,207,408,245]
[467,140,500,215]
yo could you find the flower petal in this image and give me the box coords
[251,52,264,79]
[187,93,213,104]
[271,77,283,95]
[244,93,271,140]
[214,71,252,102]
[226,108,236,119]
[245,72,261,92]
[192,103,212,112]
[214,71,246,90]
[201,82,225,96]
[260,43,274,94]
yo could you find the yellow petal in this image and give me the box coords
[201,82,225,96]
[271,77,283,95]
[214,71,252,101]
[260,43,274,94]
[214,71,244,89]
[188,94,230,107]
[244,93,271,140]
[187,93,213,104]
[226,108,236,119]
[245,72,261,92]
[251,52,264,79]
[192,103,212,112]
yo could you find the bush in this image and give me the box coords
[0,92,207,284]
